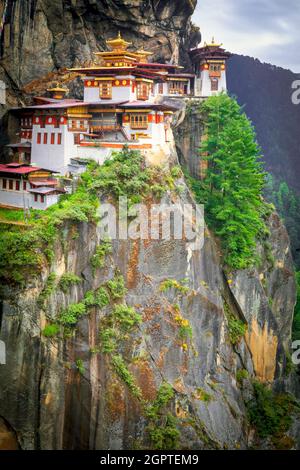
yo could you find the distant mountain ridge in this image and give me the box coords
[227,54,300,193]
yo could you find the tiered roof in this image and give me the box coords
[69,32,182,79]
[189,37,231,61]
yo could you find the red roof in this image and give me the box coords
[0,163,54,175]
[0,164,42,174]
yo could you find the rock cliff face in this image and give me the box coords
[0,0,299,451]
[0,154,297,450]
[0,0,200,88]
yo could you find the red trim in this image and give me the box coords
[37,132,41,144]
[43,133,48,144]
[57,133,62,145]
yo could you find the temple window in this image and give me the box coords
[23,181,27,191]
[16,181,20,191]
[99,81,112,99]
[9,180,13,190]
[158,83,164,94]
[41,195,45,203]
[211,78,219,91]
[168,81,186,95]
[137,83,149,100]
[34,194,38,202]
[57,133,62,145]
[74,134,81,145]
[2,179,7,190]
[51,133,55,145]
[130,114,148,130]
[43,133,48,144]
[37,132,41,144]
[210,64,221,72]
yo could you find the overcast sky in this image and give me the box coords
[192,0,300,73]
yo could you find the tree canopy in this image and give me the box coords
[194,94,268,270]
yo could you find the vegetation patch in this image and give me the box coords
[247,381,298,445]
[42,323,60,338]
[106,274,127,300]
[186,94,269,270]
[37,273,57,308]
[145,382,180,450]
[59,273,81,293]
[84,287,110,309]
[192,387,212,403]
[160,279,189,295]
[75,359,85,375]
[91,239,112,273]
[59,302,87,326]
[111,354,142,400]
[224,301,247,345]
[236,369,249,384]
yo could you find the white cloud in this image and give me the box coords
[192,0,300,72]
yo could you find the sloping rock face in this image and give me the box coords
[0,178,296,450]
[0,0,200,88]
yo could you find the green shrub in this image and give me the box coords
[59,302,87,326]
[171,166,182,179]
[84,287,110,309]
[59,273,81,293]
[111,354,142,399]
[247,381,296,440]
[145,383,180,450]
[91,240,112,271]
[236,369,249,383]
[95,287,110,308]
[99,328,118,353]
[224,301,247,344]
[42,323,60,338]
[148,413,180,450]
[228,316,247,345]
[37,273,57,308]
[160,279,189,295]
[76,359,85,375]
[113,304,142,331]
[194,387,212,403]
[107,274,127,300]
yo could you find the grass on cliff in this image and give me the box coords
[0,147,177,288]
[187,94,270,270]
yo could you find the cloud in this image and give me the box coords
[192,0,300,72]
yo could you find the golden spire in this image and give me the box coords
[205,36,223,47]
[106,31,132,51]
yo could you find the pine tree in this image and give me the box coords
[197,94,267,269]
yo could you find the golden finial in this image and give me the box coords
[212,36,215,44]
[118,31,121,39]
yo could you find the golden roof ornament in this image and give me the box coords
[106,31,132,51]
[206,36,223,48]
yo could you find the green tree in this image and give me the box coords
[195,94,267,269]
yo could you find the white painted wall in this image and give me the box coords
[200,70,227,97]
[0,186,59,210]
[31,123,79,175]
